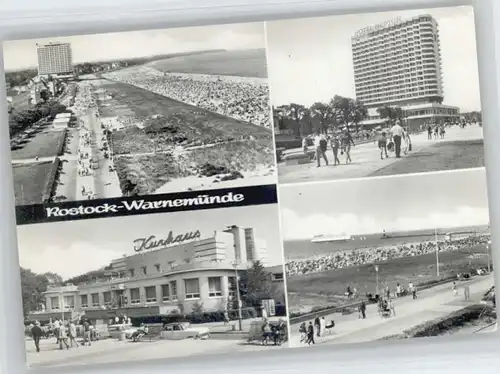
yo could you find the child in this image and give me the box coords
[378,131,388,159]
[330,136,341,165]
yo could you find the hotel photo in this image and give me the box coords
[4,22,275,206]
[280,168,495,347]
[266,6,484,184]
[18,204,287,367]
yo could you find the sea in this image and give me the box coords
[284,225,490,261]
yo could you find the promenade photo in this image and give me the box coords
[4,23,275,205]
[266,6,484,184]
[18,205,287,367]
[280,168,495,347]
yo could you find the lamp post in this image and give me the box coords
[487,240,492,273]
[374,265,380,295]
[232,260,243,331]
[435,228,440,278]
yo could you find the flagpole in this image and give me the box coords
[435,228,440,278]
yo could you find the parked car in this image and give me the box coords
[108,324,139,339]
[160,322,210,340]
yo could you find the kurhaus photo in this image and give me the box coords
[18,205,288,367]
[279,168,495,347]
[3,22,275,206]
[266,6,484,184]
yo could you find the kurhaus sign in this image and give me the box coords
[133,230,201,253]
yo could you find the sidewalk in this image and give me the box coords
[289,274,493,347]
[278,125,483,184]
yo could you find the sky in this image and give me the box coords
[266,6,481,111]
[17,204,283,279]
[279,168,490,241]
[2,22,265,70]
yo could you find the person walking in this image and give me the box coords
[314,316,321,337]
[58,323,70,350]
[313,131,328,167]
[359,300,367,319]
[378,131,389,159]
[452,282,458,297]
[31,321,44,353]
[68,321,79,348]
[330,135,341,165]
[390,120,405,158]
[340,128,355,164]
[306,322,315,345]
[409,282,417,299]
[464,284,471,301]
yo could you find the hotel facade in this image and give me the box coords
[28,226,283,323]
[351,15,460,129]
[36,42,75,79]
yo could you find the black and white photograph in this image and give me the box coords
[4,22,275,206]
[267,6,484,184]
[280,168,495,347]
[18,204,288,367]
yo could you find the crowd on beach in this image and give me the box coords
[285,234,490,276]
[103,66,271,128]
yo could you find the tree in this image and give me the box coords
[238,261,274,308]
[330,95,368,133]
[20,268,63,317]
[277,103,308,137]
[376,105,403,126]
[310,102,335,134]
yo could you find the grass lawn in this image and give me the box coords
[286,244,491,310]
[11,130,66,160]
[148,49,268,78]
[12,161,55,205]
[370,140,485,177]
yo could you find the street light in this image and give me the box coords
[435,228,440,278]
[232,260,243,331]
[374,265,380,295]
[487,240,492,273]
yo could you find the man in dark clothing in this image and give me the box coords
[31,322,44,353]
[314,316,321,337]
[307,322,315,345]
[359,301,367,319]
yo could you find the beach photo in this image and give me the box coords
[18,204,287,367]
[280,168,495,347]
[266,6,484,184]
[4,22,275,206]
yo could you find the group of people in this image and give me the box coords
[28,318,97,353]
[298,316,335,345]
[104,66,271,128]
[286,234,489,276]
[306,128,356,167]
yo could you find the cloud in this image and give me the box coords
[281,206,489,240]
[19,241,119,280]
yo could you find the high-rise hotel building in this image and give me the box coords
[351,15,459,129]
[36,42,75,79]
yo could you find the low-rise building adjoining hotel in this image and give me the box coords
[28,225,284,324]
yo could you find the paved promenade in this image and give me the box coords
[289,274,493,347]
[278,125,484,184]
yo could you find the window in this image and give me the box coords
[184,278,200,299]
[145,286,157,303]
[80,295,88,308]
[208,277,222,297]
[64,295,75,309]
[170,281,178,301]
[129,269,135,277]
[142,266,147,275]
[130,288,140,304]
[50,296,59,310]
[161,284,170,301]
[155,264,161,272]
[91,293,100,307]
[103,292,112,306]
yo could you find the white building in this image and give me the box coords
[351,15,459,129]
[37,42,74,79]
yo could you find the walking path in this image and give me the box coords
[289,273,493,347]
[278,125,483,184]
